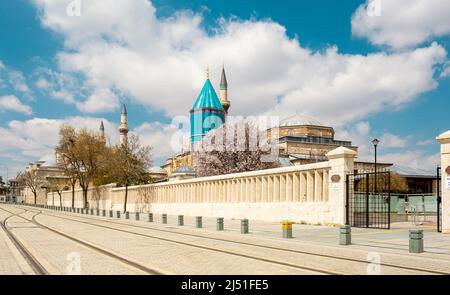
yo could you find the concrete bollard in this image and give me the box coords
[241,219,249,234]
[282,221,293,239]
[116,211,121,219]
[96,209,100,216]
[76,208,79,214]
[196,216,202,228]
[135,212,140,221]
[90,209,94,215]
[102,210,106,217]
[178,215,184,226]
[125,212,130,219]
[340,225,352,245]
[409,230,424,253]
[162,214,167,224]
[217,218,224,231]
[109,210,113,218]
[148,213,153,222]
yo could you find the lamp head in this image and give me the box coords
[372,138,380,147]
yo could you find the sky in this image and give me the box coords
[0,0,450,179]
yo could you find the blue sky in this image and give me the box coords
[0,0,449,178]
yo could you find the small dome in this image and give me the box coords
[38,154,57,167]
[175,166,195,173]
[280,113,324,127]
[148,166,167,175]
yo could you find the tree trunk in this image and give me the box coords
[82,188,88,209]
[71,183,75,208]
[33,192,37,205]
[58,192,63,208]
[123,185,128,213]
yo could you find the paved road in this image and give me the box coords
[1,204,449,275]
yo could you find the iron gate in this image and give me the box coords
[437,167,442,233]
[346,170,391,229]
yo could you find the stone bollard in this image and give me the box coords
[162,214,167,224]
[96,209,100,216]
[148,213,153,222]
[217,218,224,231]
[116,211,121,219]
[178,215,184,226]
[102,210,106,217]
[282,221,293,239]
[409,230,424,253]
[109,210,113,218]
[339,225,351,245]
[90,209,94,215]
[196,216,203,228]
[136,212,140,221]
[125,212,130,219]
[241,219,249,234]
[76,208,80,214]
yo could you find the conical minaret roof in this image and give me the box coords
[192,79,224,110]
[121,103,127,115]
[220,66,228,90]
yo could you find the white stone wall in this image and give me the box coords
[47,147,356,225]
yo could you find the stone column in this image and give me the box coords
[437,130,450,234]
[326,147,357,226]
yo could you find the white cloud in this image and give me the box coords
[31,0,448,125]
[441,62,450,78]
[0,95,33,115]
[379,133,407,148]
[380,151,440,171]
[0,61,32,97]
[0,117,118,173]
[352,0,450,50]
[133,121,184,164]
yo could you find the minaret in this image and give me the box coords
[219,65,230,115]
[99,121,105,142]
[119,104,128,146]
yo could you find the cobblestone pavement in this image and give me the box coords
[1,204,450,275]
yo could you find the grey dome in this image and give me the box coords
[280,113,324,127]
[174,166,195,173]
[38,154,57,167]
[148,166,168,175]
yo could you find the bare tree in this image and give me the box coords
[56,126,107,209]
[17,171,46,204]
[193,120,279,177]
[47,176,69,208]
[56,125,79,208]
[108,135,152,213]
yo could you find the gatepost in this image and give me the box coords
[437,130,450,234]
[325,147,357,226]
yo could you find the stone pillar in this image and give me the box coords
[326,147,358,226]
[437,130,450,234]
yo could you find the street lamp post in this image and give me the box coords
[372,139,380,195]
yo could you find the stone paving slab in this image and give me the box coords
[0,210,34,275]
[7,205,450,275]
[22,206,450,275]
[0,207,149,275]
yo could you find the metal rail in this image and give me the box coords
[23,205,449,275]
[0,206,163,275]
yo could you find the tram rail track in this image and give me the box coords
[0,206,164,275]
[15,205,450,275]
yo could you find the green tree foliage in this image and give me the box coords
[356,172,409,193]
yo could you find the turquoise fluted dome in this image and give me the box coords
[190,78,225,143]
[192,79,224,110]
